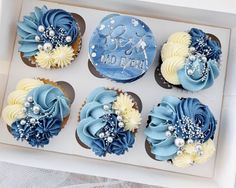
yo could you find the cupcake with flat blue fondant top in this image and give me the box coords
[1,78,73,147]
[17,6,83,69]
[145,96,216,167]
[89,14,157,83]
[76,87,142,156]
[158,28,221,91]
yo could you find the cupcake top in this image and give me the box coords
[160,28,221,91]
[89,14,157,83]
[17,6,82,69]
[145,96,216,167]
[76,87,142,156]
[2,78,71,147]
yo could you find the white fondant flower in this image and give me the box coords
[123,109,142,132]
[53,45,74,68]
[35,50,56,69]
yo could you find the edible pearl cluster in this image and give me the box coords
[36,25,72,51]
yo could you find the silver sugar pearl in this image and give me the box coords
[174,138,185,148]
[27,96,33,103]
[165,131,172,137]
[20,119,26,125]
[189,47,195,53]
[99,132,105,139]
[38,25,45,32]
[168,125,175,132]
[117,116,122,122]
[187,69,194,76]
[189,55,196,61]
[49,30,55,36]
[24,102,30,108]
[33,106,40,115]
[118,122,124,128]
[65,36,72,43]
[35,35,40,42]
[177,150,183,156]
[187,139,194,144]
[30,118,36,124]
[103,105,110,111]
[107,136,113,143]
[43,43,53,52]
[38,44,43,50]
[201,56,207,63]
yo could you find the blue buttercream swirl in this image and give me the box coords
[77,87,135,156]
[11,117,61,147]
[39,9,79,46]
[189,28,221,61]
[145,96,181,160]
[175,98,216,143]
[178,56,220,91]
[17,6,48,57]
[27,84,70,121]
[145,96,216,161]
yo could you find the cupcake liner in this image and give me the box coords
[156,32,221,91]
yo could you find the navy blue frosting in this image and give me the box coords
[39,9,79,47]
[89,113,135,157]
[89,14,157,83]
[11,117,61,147]
[175,98,216,143]
[189,28,221,61]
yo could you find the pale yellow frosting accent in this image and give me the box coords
[112,93,134,115]
[35,50,56,69]
[2,104,25,125]
[167,32,191,46]
[16,78,44,91]
[161,56,185,85]
[7,90,28,105]
[172,153,193,168]
[161,43,189,62]
[123,109,142,131]
[173,140,215,168]
[53,45,74,68]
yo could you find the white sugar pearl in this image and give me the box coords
[27,96,33,103]
[24,102,30,108]
[189,47,195,53]
[195,144,202,151]
[38,44,43,50]
[168,125,175,132]
[107,136,113,143]
[187,69,194,76]
[174,138,185,148]
[189,55,196,61]
[49,30,55,36]
[99,132,105,139]
[33,106,40,115]
[117,116,122,121]
[103,105,110,111]
[118,122,124,128]
[201,56,207,63]
[187,139,194,144]
[30,118,36,124]
[38,25,45,32]
[35,35,40,42]
[177,150,183,155]
[43,43,53,52]
[66,36,72,43]
[20,119,26,125]
[165,131,172,137]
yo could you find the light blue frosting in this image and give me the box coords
[178,57,220,91]
[145,96,180,160]
[17,6,48,57]
[89,14,157,83]
[27,84,70,121]
[77,87,117,147]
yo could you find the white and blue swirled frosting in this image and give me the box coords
[145,96,217,168]
[160,28,222,91]
[76,87,142,157]
[89,14,157,83]
[17,6,81,69]
[2,78,70,147]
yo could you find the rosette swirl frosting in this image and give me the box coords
[145,96,216,162]
[77,87,136,157]
[17,6,48,57]
[178,57,220,91]
[39,9,79,46]
[27,84,70,121]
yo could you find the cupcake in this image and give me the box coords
[157,28,222,91]
[2,78,73,147]
[76,87,142,156]
[17,6,83,69]
[88,14,157,83]
[145,96,216,167]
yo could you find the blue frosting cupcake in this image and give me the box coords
[17,6,82,69]
[76,87,142,156]
[89,14,157,83]
[145,96,217,168]
[2,78,72,147]
[159,28,222,91]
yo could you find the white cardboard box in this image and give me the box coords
[0,0,236,187]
